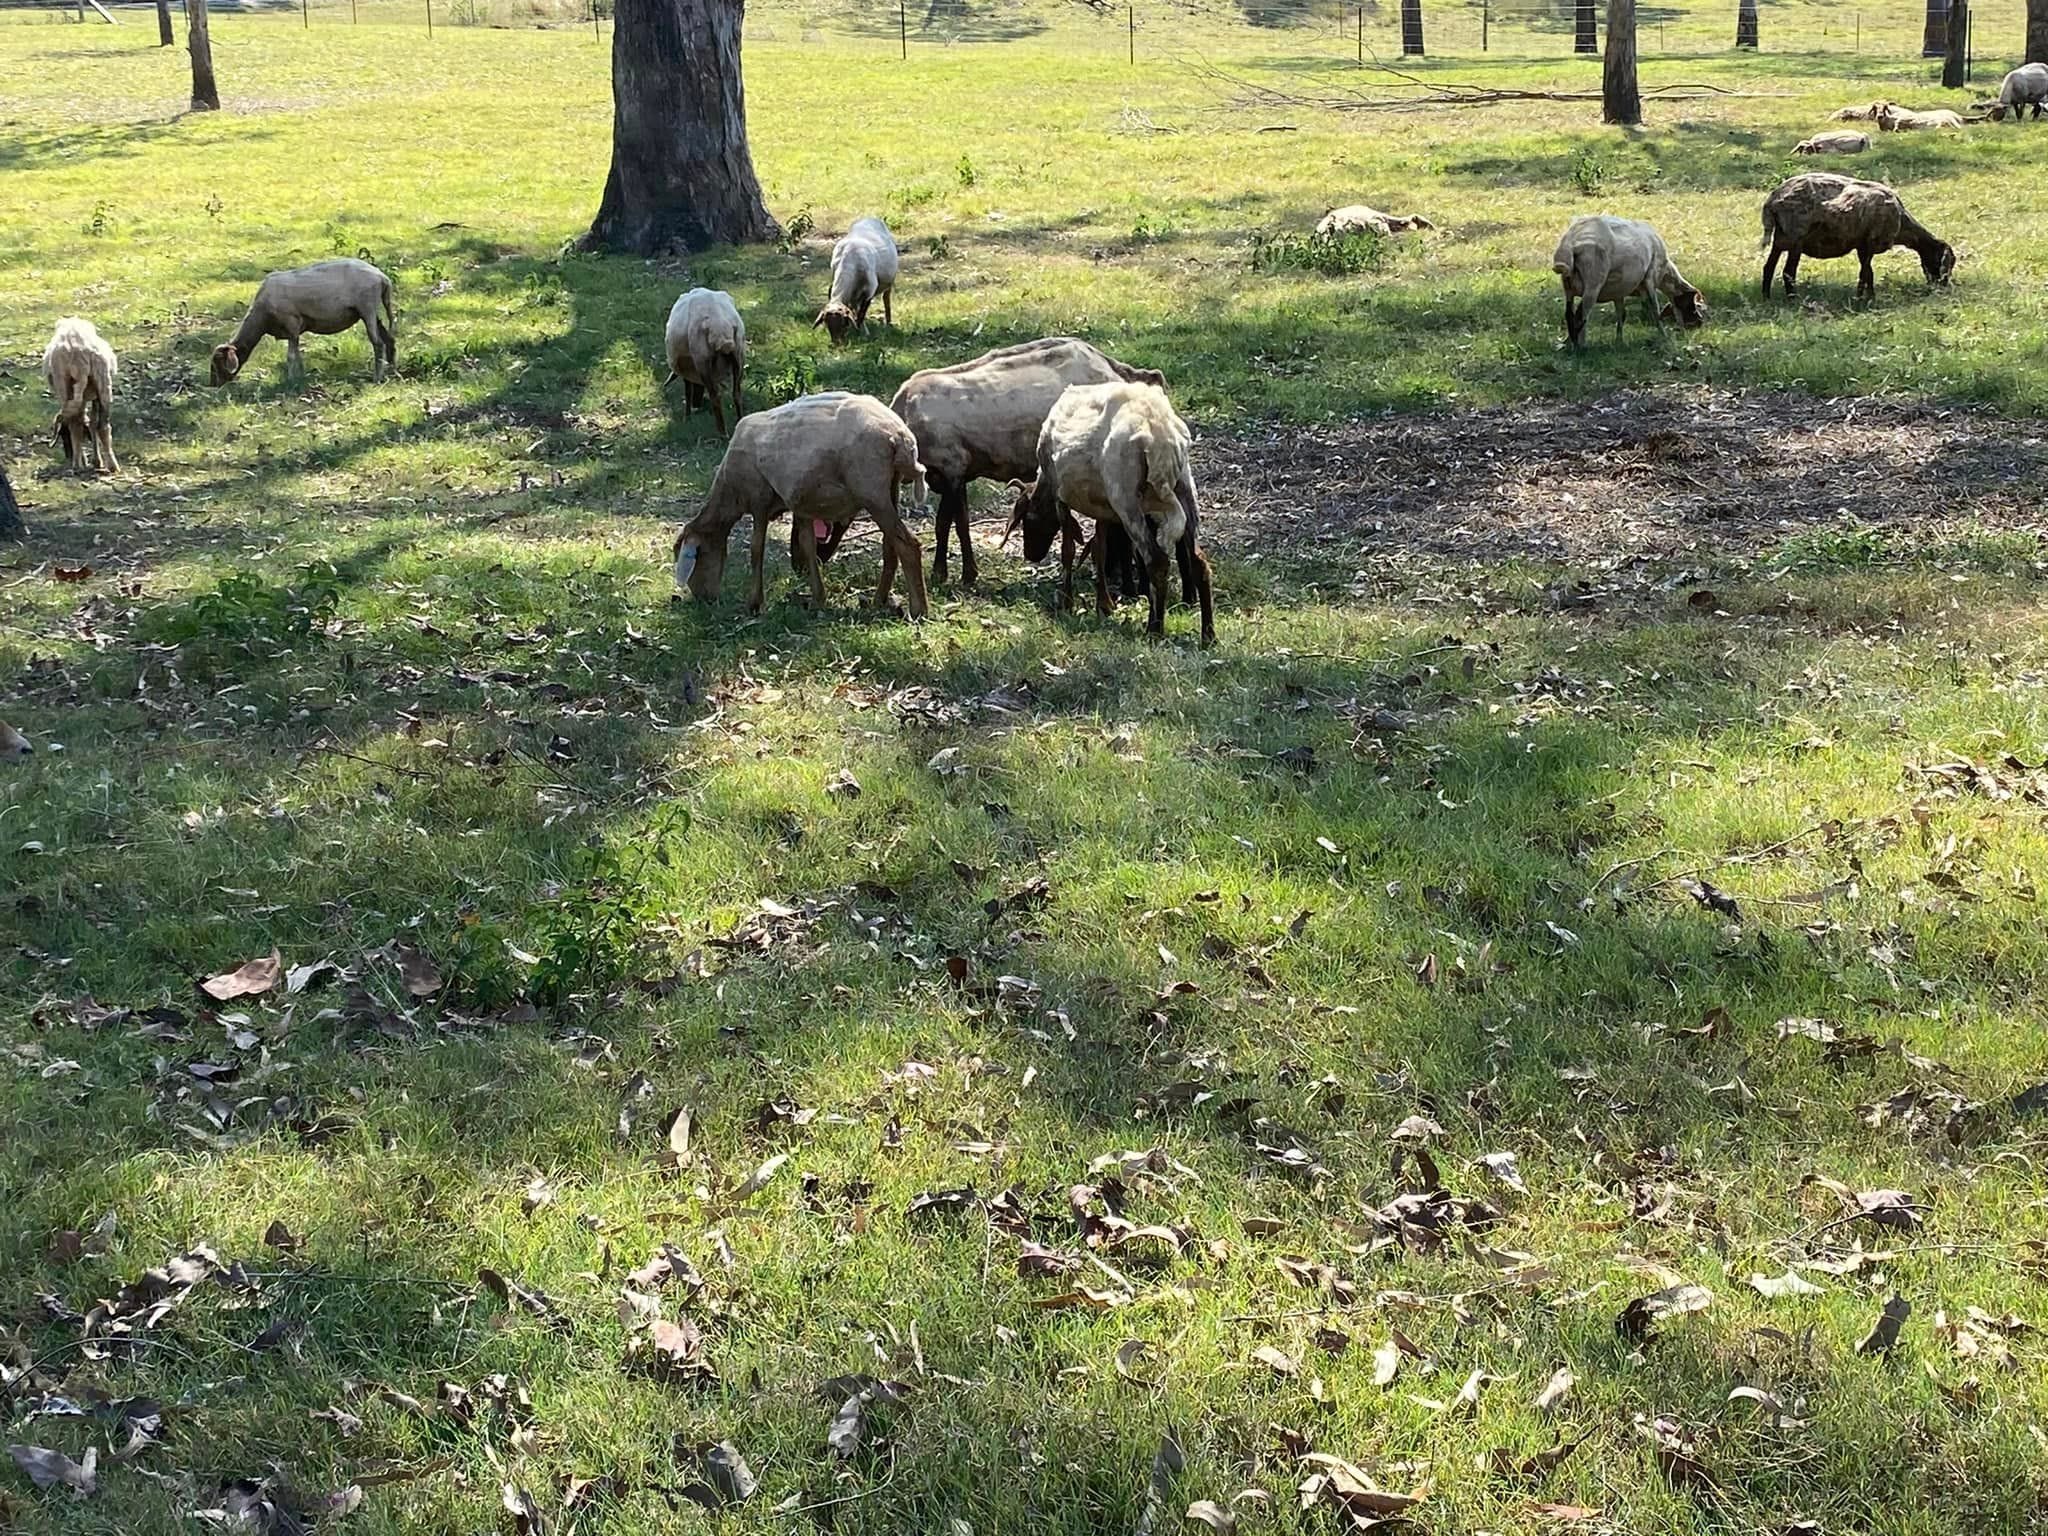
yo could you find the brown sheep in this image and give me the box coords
[1760,173,1955,301]
[43,318,119,475]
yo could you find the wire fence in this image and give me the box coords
[4,0,2033,70]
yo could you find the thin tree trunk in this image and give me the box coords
[157,0,174,44]
[1575,0,1596,52]
[1602,0,1639,123]
[581,0,776,254]
[1735,0,1757,47]
[1922,0,1947,56]
[2026,0,2045,62]
[1399,0,1422,54]
[188,0,219,110]
[0,466,21,540]
[1942,0,1967,86]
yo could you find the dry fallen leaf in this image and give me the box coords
[8,1444,97,1496]
[1616,1283,1713,1342]
[1749,1269,1825,1300]
[1857,1293,1912,1355]
[1184,1499,1235,1534]
[1116,1339,1159,1387]
[200,951,282,1002]
[1533,1366,1574,1416]
[1371,1337,1402,1388]
[727,1152,788,1204]
[1251,1345,1300,1379]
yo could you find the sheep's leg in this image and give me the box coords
[928,475,956,584]
[1612,298,1626,344]
[1782,250,1802,298]
[951,482,977,588]
[1092,522,1115,619]
[794,516,828,611]
[709,374,728,437]
[729,362,743,430]
[1145,546,1171,639]
[882,287,893,328]
[362,313,385,382]
[1563,290,1583,350]
[1644,287,1665,337]
[1058,515,1079,614]
[1856,249,1876,301]
[1189,544,1216,648]
[869,499,927,619]
[876,533,899,614]
[285,332,304,384]
[1761,246,1783,299]
[91,398,118,475]
[746,510,772,614]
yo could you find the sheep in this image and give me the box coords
[1315,204,1436,238]
[663,288,746,436]
[880,336,1168,587]
[1008,381,1215,647]
[42,318,119,475]
[0,721,31,760]
[210,257,395,386]
[1550,215,1707,349]
[1876,103,1966,131]
[813,217,898,346]
[1989,63,2048,121]
[1760,172,1955,301]
[1795,130,1870,155]
[1829,100,1889,121]
[671,392,930,621]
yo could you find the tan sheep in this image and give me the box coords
[663,288,745,436]
[1828,100,1889,121]
[43,317,118,475]
[0,721,31,760]
[1315,204,1436,239]
[885,337,1166,587]
[1760,172,1955,300]
[1876,103,1966,131]
[671,392,930,620]
[1550,215,1706,349]
[1795,130,1870,155]
[210,258,395,385]
[813,217,898,346]
[1989,63,2048,121]
[1009,381,1215,646]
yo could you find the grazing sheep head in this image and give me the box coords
[813,302,858,346]
[1922,241,1957,285]
[1660,286,1709,330]
[209,344,243,385]
[1005,478,1062,563]
[672,521,730,601]
[0,721,31,760]
[1989,102,2008,121]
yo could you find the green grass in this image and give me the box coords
[5,9,2048,1536]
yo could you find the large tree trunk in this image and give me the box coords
[188,0,219,111]
[1922,0,1947,56]
[1942,0,1967,86]
[1602,0,1638,123]
[1575,0,1596,53]
[1734,0,1757,47]
[157,0,174,45]
[2030,0,2048,61]
[582,0,776,254]
[1399,0,1422,54]
[0,466,22,540]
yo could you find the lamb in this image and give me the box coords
[1549,215,1706,349]
[1828,100,1889,121]
[1760,172,1955,300]
[671,392,931,621]
[1795,130,1870,155]
[813,217,898,345]
[1989,63,2048,121]
[1008,382,1215,646]
[1315,204,1436,238]
[42,317,119,475]
[663,288,746,436]
[883,336,1168,587]
[1876,103,1966,131]
[210,257,396,385]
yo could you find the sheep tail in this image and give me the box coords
[380,275,397,335]
[895,436,929,512]
[1758,206,1778,251]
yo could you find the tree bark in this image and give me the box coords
[2030,0,2048,62]
[157,0,174,45]
[582,0,776,254]
[1735,0,1757,47]
[188,0,219,111]
[1942,0,1967,87]
[1922,0,1947,56]
[1399,0,1422,55]
[1602,0,1638,123]
[1575,0,1596,52]
[0,466,21,540]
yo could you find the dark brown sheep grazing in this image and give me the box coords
[1759,174,1954,302]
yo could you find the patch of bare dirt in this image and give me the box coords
[1194,386,2048,570]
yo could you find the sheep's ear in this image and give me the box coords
[812,311,827,330]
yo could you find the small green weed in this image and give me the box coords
[1247,228,1386,275]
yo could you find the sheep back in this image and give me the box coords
[250,258,393,332]
[712,392,919,527]
[43,318,117,406]
[1795,130,1869,154]
[665,288,745,387]
[1551,215,1665,302]
[1031,381,1193,557]
[1761,173,1906,258]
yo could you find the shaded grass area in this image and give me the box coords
[4,10,2048,1536]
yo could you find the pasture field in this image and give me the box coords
[4,9,2048,1535]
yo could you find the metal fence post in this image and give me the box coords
[1357,4,1362,61]
[425,0,432,34]
[1482,0,1488,50]
[1128,3,1134,64]
[302,0,308,29]
[900,0,906,56]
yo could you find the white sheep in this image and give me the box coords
[813,217,898,346]
[1990,63,2048,121]
[1876,103,1965,131]
[1315,204,1436,238]
[886,337,1166,587]
[672,392,930,620]
[1008,381,1215,646]
[43,317,119,475]
[1828,100,1889,121]
[1795,130,1870,155]
[1550,215,1706,349]
[210,257,395,385]
[663,288,746,436]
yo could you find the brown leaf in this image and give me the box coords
[1296,1454,1427,1518]
[1533,1366,1574,1415]
[262,1219,300,1254]
[1134,1430,1186,1536]
[200,951,282,1001]
[1251,1345,1300,1378]
[1371,1337,1402,1387]
[1183,1500,1236,1534]
[1634,1416,1716,1493]
[726,1152,788,1204]
[1749,1269,1824,1300]
[1528,1502,1605,1523]
[502,1481,545,1534]
[392,943,443,998]
[8,1444,97,1495]
[1483,1439,1582,1479]
[52,563,94,582]
[1616,1283,1713,1342]
[1115,1339,1159,1386]
[1856,1293,1912,1355]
